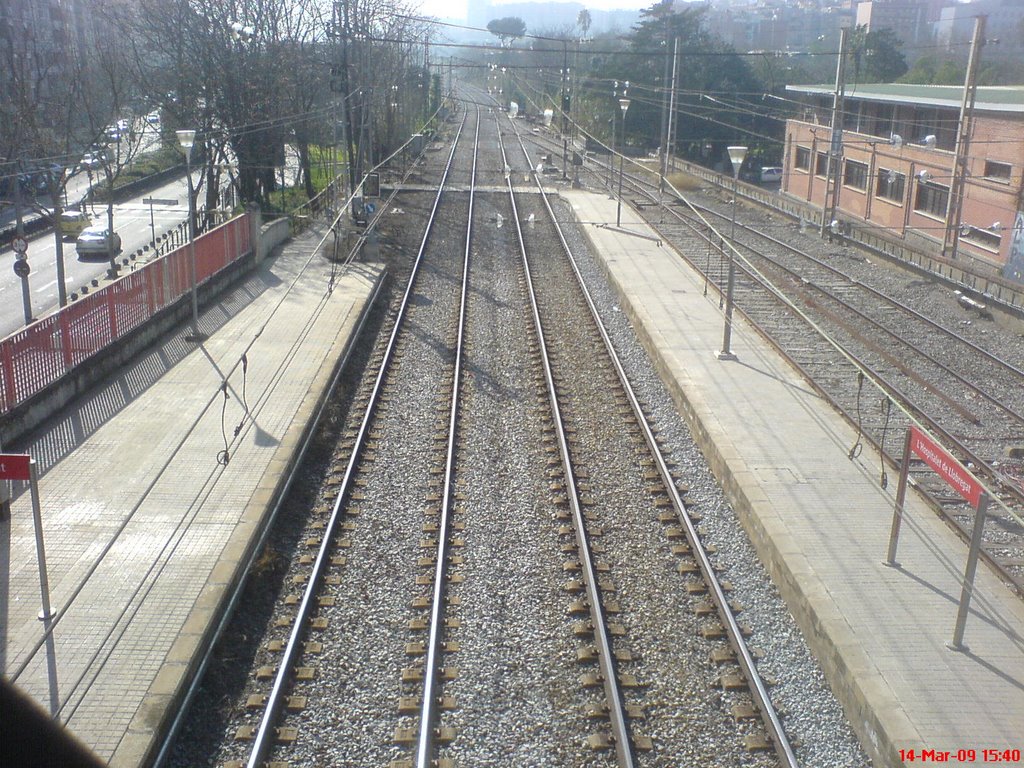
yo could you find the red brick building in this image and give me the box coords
[782,83,1024,282]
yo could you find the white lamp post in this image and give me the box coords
[176,129,204,341]
[716,144,747,361]
[616,96,631,227]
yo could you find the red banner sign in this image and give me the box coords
[908,427,983,509]
[0,453,31,481]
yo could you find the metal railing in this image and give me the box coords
[0,214,252,414]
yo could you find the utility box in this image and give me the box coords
[411,133,426,156]
[364,172,380,198]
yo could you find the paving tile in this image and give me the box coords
[2,227,381,764]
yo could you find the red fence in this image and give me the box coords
[1,214,252,414]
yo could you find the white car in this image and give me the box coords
[76,225,122,258]
[760,166,784,184]
[81,152,105,170]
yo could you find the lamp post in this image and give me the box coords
[716,144,747,361]
[616,95,631,227]
[609,80,628,194]
[104,137,120,279]
[176,129,204,341]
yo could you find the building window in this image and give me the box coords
[983,160,1011,182]
[794,146,811,171]
[914,180,949,219]
[843,160,868,190]
[815,151,829,177]
[961,226,1002,251]
[875,169,905,203]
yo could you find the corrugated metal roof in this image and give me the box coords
[785,83,1024,113]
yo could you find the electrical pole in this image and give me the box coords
[820,26,848,238]
[942,15,986,261]
[665,37,680,180]
[659,34,672,191]
[563,39,570,179]
[13,167,34,324]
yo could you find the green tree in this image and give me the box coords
[577,9,592,40]
[849,26,908,83]
[618,1,761,163]
[487,17,527,47]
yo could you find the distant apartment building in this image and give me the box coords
[782,83,1024,282]
[706,2,854,53]
[0,0,88,103]
[854,0,944,47]
[936,0,1024,54]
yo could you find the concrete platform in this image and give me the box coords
[1,224,383,766]
[563,189,1024,768]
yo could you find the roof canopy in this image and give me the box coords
[785,83,1024,113]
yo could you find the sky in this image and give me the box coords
[416,0,652,22]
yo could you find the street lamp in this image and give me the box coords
[176,129,204,341]
[716,144,747,361]
[609,80,628,193]
[103,137,120,279]
[616,95,631,227]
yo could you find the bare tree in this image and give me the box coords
[0,0,138,303]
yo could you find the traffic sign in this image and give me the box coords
[0,454,32,481]
[13,260,30,278]
[365,202,377,215]
[12,236,28,254]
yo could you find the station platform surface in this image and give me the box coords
[563,189,1024,767]
[1,224,383,766]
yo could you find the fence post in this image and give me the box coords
[146,261,157,316]
[59,312,75,371]
[950,493,989,651]
[885,428,914,567]
[1,341,16,411]
[107,286,119,341]
[223,219,230,270]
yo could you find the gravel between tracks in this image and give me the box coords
[169,116,873,767]
[546,191,872,767]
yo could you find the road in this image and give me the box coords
[0,172,194,338]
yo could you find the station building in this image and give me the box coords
[781,83,1024,282]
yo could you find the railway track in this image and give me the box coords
[503,112,798,765]
[167,96,869,768]
[235,107,477,768]
[536,128,1024,595]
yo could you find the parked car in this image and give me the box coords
[145,112,160,125]
[81,152,106,170]
[760,166,784,184]
[59,210,92,238]
[76,225,121,258]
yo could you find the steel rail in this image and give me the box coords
[596,149,1024,387]
[537,124,1024,581]
[538,127,1024,321]
[506,116,801,768]
[497,116,638,767]
[655,198,1024,502]
[152,275,386,768]
[244,109,470,768]
[683,200,1024,422]
[415,106,480,768]
[627,185,1024,593]
[712,223,1023,428]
